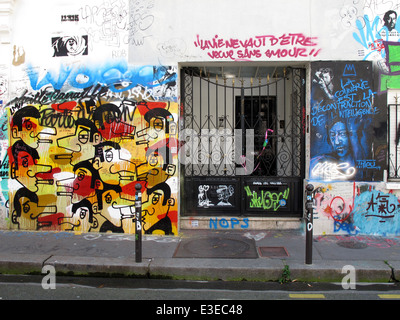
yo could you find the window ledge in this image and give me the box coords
[386,182,400,189]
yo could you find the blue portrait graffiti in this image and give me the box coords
[309,62,380,182]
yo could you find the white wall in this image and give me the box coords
[9,0,398,72]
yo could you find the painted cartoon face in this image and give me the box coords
[142,190,175,232]
[100,189,134,226]
[66,39,77,52]
[58,124,90,152]
[12,151,52,192]
[329,121,349,158]
[69,206,97,232]
[142,191,164,229]
[12,195,39,230]
[18,196,39,219]
[12,190,57,230]
[13,117,56,148]
[96,146,135,184]
[57,124,100,165]
[137,117,166,143]
[71,167,97,202]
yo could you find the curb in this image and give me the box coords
[0,254,396,283]
[148,258,285,281]
[286,260,394,283]
[45,256,150,277]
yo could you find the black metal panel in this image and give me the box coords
[185,177,241,215]
[242,177,301,216]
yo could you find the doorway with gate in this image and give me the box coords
[180,65,306,218]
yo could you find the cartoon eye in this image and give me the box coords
[23,203,30,214]
[105,150,113,162]
[153,118,164,131]
[105,193,112,204]
[77,170,86,181]
[104,111,116,124]
[152,193,160,205]
[78,129,89,144]
[80,208,88,219]
[24,119,33,130]
[22,156,29,168]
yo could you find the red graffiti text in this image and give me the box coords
[194,33,320,61]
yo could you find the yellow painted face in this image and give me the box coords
[95,147,135,185]
[99,189,134,227]
[57,124,100,164]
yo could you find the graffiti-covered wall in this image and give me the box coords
[312,182,400,236]
[6,0,400,236]
[308,61,394,235]
[7,69,179,234]
[307,1,400,236]
[8,67,178,235]
[0,0,181,235]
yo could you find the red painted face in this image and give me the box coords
[12,151,52,192]
[17,151,37,169]
[73,168,95,197]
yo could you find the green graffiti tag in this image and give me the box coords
[244,186,290,211]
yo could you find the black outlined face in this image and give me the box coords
[57,123,101,165]
[94,145,136,184]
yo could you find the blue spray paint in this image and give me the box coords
[352,189,400,235]
[26,61,175,92]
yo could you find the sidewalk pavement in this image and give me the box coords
[0,228,399,283]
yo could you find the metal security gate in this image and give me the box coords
[180,66,306,217]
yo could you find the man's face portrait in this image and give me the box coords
[385,12,397,31]
[329,121,349,158]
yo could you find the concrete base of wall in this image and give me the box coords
[180,216,303,231]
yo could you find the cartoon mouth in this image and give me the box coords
[36,179,54,185]
[55,154,73,160]
[112,204,135,219]
[56,191,73,197]
[120,134,136,141]
[56,183,74,196]
[38,138,53,144]
[136,140,148,145]
[119,174,135,181]
[41,206,57,214]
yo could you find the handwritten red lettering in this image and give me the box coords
[194,33,320,61]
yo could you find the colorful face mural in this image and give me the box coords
[8,97,179,235]
[309,61,383,182]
